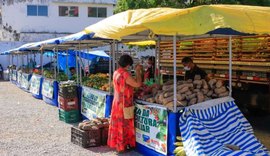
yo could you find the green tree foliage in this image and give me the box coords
[114,0,270,13]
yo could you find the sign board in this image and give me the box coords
[135,103,168,155]
[17,71,22,85]
[12,70,17,81]
[30,75,41,95]
[21,73,30,90]
[81,86,106,119]
[42,79,54,99]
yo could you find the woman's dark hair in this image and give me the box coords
[182,57,193,64]
[148,56,155,62]
[118,54,133,68]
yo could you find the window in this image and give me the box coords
[98,8,107,18]
[27,5,48,16]
[59,6,79,17]
[88,7,107,18]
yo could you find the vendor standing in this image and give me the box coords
[108,54,142,152]
[143,56,155,82]
[181,57,209,81]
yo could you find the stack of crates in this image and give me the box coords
[58,82,80,123]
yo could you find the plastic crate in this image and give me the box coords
[59,109,80,123]
[59,85,77,99]
[58,96,78,111]
[101,127,109,146]
[71,126,101,148]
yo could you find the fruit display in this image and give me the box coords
[173,136,186,156]
[43,70,54,79]
[78,117,110,131]
[135,76,229,110]
[83,73,111,92]
[43,70,68,81]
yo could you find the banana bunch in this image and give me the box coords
[173,136,186,156]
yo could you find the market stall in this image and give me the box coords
[83,5,270,156]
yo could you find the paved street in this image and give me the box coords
[0,81,141,156]
[0,81,269,156]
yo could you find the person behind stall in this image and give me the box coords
[69,67,76,76]
[0,64,3,80]
[181,57,209,81]
[144,56,155,82]
[108,54,142,153]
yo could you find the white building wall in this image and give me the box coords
[1,0,114,33]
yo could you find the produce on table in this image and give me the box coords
[78,117,110,131]
[173,136,186,156]
[135,76,229,110]
[43,70,68,81]
[82,73,112,92]
[56,72,68,81]
[43,70,54,79]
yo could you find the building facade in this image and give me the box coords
[0,0,115,42]
[0,0,116,69]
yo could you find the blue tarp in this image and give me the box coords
[179,97,269,156]
[56,49,109,73]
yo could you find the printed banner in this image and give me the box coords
[12,70,17,81]
[42,79,54,99]
[30,75,41,95]
[135,103,168,155]
[21,74,30,90]
[17,71,22,85]
[81,86,106,119]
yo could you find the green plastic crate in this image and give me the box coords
[59,109,81,123]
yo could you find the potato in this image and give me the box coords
[214,86,227,94]
[193,89,200,93]
[219,91,229,97]
[187,93,196,100]
[197,92,205,103]
[164,91,174,98]
[185,90,192,96]
[216,80,223,88]
[202,89,209,95]
[179,86,189,94]
[204,97,212,101]
[212,94,218,98]
[194,75,201,80]
[208,79,217,88]
[162,85,174,91]
[177,94,185,101]
[207,90,213,97]
[193,80,203,86]
[177,83,193,91]
[196,85,202,89]
[188,98,197,105]
[202,80,209,89]
[78,123,84,130]
[163,96,174,105]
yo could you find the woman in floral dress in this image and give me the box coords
[107,54,142,152]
